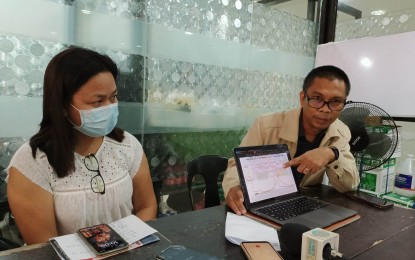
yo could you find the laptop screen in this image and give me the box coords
[234,144,298,204]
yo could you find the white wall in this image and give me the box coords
[315,31,415,118]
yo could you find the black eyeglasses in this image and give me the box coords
[84,154,105,195]
[304,92,346,111]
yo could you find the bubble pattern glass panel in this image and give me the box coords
[146,1,317,57]
[146,57,302,110]
[0,137,28,171]
[336,9,415,41]
[0,33,144,102]
[142,130,245,192]
[146,0,253,43]
[250,3,317,57]
[142,129,246,212]
[51,0,146,20]
[0,34,66,97]
[105,50,145,102]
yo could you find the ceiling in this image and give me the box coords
[257,0,415,22]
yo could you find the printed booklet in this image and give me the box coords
[49,215,159,260]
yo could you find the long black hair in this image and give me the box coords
[30,47,124,178]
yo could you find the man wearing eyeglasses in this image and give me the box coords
[223,65,359,215]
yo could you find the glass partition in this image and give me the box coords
[336,0,415,41]
[0,0,319,215]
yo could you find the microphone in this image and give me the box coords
[279,223,349,260]
[280,223,310,258]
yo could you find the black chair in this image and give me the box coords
[0,210,21,251]
[0,237,20,251]
[187,155,228,210]
[0,169,22,251]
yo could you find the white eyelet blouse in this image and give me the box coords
[7,131,143,235]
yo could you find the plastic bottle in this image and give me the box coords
[394,154,415,198]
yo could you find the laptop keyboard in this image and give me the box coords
[256,196,329,221]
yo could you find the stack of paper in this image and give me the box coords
[224,212,280,250]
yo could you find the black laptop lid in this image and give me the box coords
[234,144,300,209]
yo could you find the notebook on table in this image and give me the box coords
[234,144,358,230]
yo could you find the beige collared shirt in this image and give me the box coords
[222,107,359,196]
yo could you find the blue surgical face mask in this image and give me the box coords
[70,103,119,137]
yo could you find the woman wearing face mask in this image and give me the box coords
[6,47,157,245]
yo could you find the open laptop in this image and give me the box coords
[234,144,358,229]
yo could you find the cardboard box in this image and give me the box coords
[355,124,401,196]
[360,166,395,196]
[381,192,415,208]
[391,125,402,158]
[360,157,396,169]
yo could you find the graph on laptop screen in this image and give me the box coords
[238,151,298,203]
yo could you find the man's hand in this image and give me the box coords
[225,185,246,215]
[283,147,334,175]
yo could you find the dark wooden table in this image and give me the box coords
[0,185,413,259]
[300,185,415,259]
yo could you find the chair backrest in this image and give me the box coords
[187,155,228,210]
[0,237,20,251]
